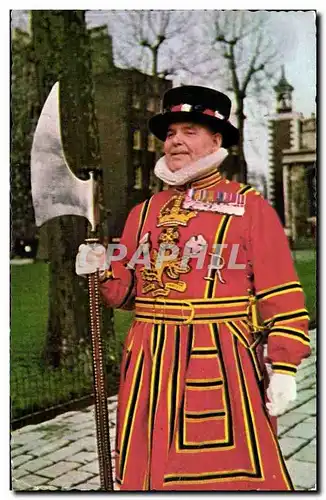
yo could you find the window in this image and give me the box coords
[149,169,156,191]
[307,165,316,217]
[134,165,143,190]
[132,94,141,109]
[133,130,141,150]
[148,133,156,152]
[147,97,156,112]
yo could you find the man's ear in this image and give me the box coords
[213,133,223,149]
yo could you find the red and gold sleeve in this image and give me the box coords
[249,196,311,375]
[100,199,149,309]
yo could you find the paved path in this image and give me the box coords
[11,329,317,491]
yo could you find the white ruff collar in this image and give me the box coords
[154,149,228,186]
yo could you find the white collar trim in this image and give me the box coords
[154,149,228,186]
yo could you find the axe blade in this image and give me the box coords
[31,81,97,231]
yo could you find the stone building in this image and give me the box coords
[90,27,172,238]
[94,70,171,238]
[267,66,316,241]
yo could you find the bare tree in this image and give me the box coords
[30,10,115,368]
[195,11,279,183]
[212,11,279,182]
[247,170,268,198]
[109,10,194,78]
[107,11,280,183]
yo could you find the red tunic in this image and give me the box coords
[100,168,310,491]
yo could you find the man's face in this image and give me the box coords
[163,122,222,172]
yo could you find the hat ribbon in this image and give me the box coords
[166,103,225,120]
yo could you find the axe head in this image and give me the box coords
[31,82,98,232]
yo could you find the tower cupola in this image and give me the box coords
[273,65,294,113]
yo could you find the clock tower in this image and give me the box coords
[267,67,299,225]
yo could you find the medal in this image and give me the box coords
[183,189,246,216]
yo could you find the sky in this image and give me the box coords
[84,10,316,117]
[10,9,317,177]
[263,11,316,118]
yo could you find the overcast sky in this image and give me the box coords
[10,9,316,176]
[84,9,316,118]
[257,11,316,118]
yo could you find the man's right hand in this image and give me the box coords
[75,243,107,277]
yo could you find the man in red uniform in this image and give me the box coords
[76,86,310,490]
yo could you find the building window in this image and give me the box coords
[148,133,156,152]
[149,169,156,191]
[153,80,159,94]
[307,165,316,217]
[133,130,141,150]
[147,97,155,112]
[132,94,141,109]
[134,165,143,190]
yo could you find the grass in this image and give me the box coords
[10,263,133,362]
[10,262,133,420]
[293,250,317,325]
[10,263,49,365]
[10,253,316,419]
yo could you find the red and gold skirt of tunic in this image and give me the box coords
[114,300,293,491]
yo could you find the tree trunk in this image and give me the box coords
[235,99,247,184]
[152,47,159,77]
[31,10,114,367]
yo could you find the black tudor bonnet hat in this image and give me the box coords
[148,85,239,148]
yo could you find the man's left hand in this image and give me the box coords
[266,372,297,417]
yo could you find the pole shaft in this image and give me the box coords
[88,270,113,491]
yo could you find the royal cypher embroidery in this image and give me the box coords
[140,195,198,297]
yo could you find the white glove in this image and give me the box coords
[75,243,107,276]
[266,372,297,417]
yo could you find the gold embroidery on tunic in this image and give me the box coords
[157,194,197,227]
[140,195,197,297]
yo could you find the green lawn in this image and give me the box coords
[11,263,49,365]
[293,250,316,325]
[10,262,133,420]
[10,254,316,419]
[10,263,133,362]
